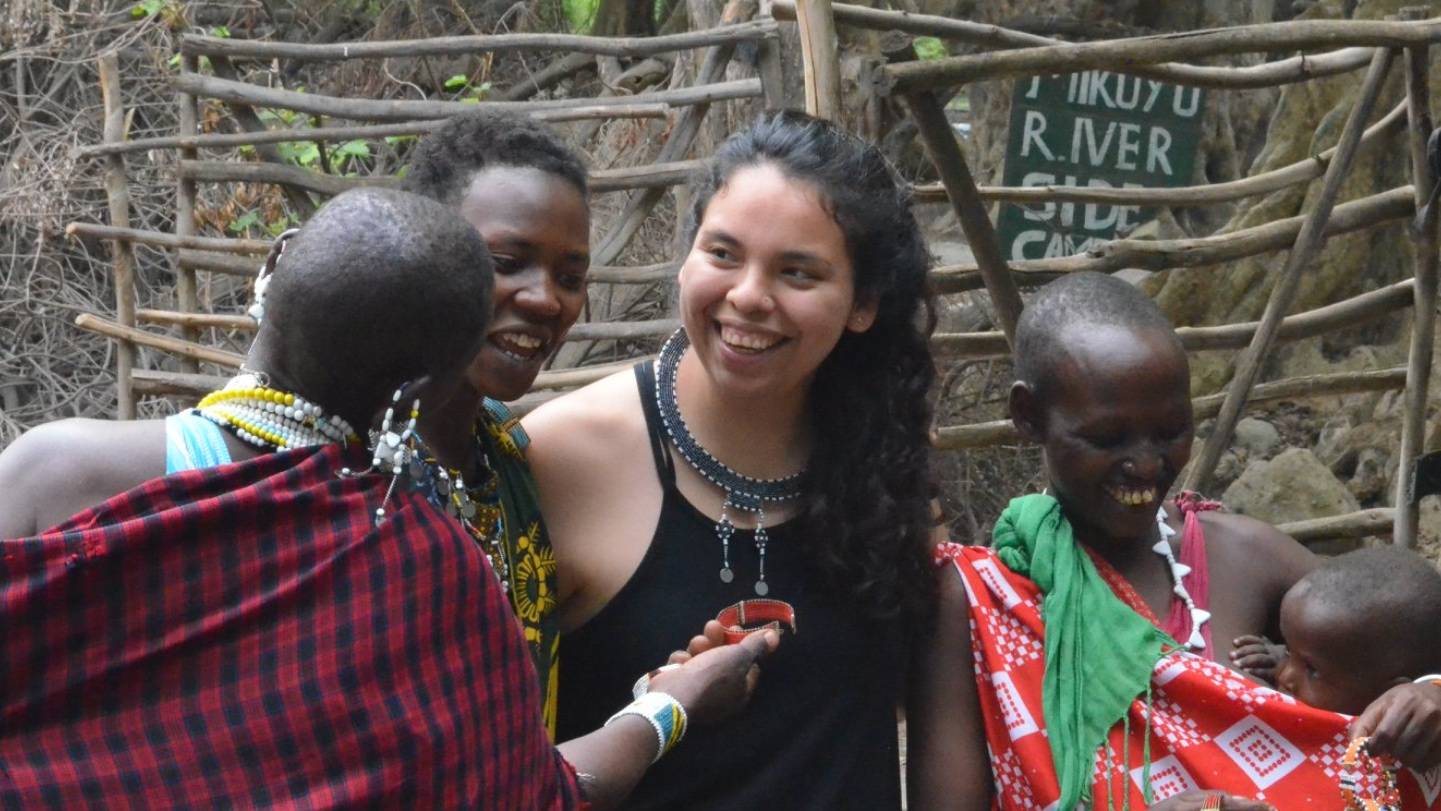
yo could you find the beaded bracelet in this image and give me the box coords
[606,691,688,764]
[1339,736,1400,811]
[632,663,682,700]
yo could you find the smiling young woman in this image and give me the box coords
[523,110,941,810]
[402,111,592,734]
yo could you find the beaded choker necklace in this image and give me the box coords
[654,329,803,596]
[198,374,358,452]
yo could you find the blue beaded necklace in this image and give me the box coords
[654,329,803,596]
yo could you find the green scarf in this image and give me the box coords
[992,494,1175,809]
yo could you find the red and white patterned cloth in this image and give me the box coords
[938,543,1441,810]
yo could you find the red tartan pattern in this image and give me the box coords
[937,543,1441,810]
[0,444,583,810]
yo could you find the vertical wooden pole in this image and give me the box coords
[1394,7,1438,548]
[1185,48,1395,495]
[793,0,841,119]
[174,52,201,375]
[756,0,787,109]
[891,28,1021,346]
[592,0,748,266]
[99,52,137,419]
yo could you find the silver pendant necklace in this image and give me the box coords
[654,330,804,596]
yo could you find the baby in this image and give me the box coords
[1234,545,1441,714]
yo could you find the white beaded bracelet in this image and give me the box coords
[606,691,688,764]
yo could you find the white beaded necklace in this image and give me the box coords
[1153,506,1210,652]
[197,374,357,452]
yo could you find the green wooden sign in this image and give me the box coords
[996,71,1205,261]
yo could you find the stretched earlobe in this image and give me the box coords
[1009,380,1043,442]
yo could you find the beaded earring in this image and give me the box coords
[340,383,422,527]
[248,227,301,323]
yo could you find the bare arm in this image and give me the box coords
[906,561,992,811]
[0,427,44,537]
[554,628,780,809]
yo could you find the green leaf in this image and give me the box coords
[228,211,261,234]
[329,139,370,172]
[264,215,293,237]
[914,36,947,61]
[384,135,417,146]
[210,25,230,37]
[444,74,470,91]
[131,0,163,18]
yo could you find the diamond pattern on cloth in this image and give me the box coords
[935,542,1441,810]
[1215,716,1304,789]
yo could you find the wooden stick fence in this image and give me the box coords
[784,7,1441,543]
[72,9,1441,544]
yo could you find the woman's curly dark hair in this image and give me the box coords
[686,110,938,624]
[401,110,588,204]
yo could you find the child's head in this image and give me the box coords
[1009,272,1193,545]
[1276,546,1441,715]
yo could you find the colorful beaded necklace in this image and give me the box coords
[654,329,803,596]
[198,374,358,452]
[417,429,509,592]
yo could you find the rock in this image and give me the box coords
[1419,496,1441,567]
[1222,447,1360,525]
[1233,417,1282,459]
[1346,448,1391,505]
[1314,415,1355,469]
[1210,450,1247,493]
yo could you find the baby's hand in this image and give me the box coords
[1230,635,1285,686]
[1350,681,1441,772]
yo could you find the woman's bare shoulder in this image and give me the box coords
[1200,508,1319,588]
[522,368,647,472]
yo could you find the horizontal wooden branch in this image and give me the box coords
[131,369,230,398]
[913,100,1406,207]
[137,309,257,331]
[934,278,1415,359]
[75,104,669,159]
[590,159,703,192]
[180,159,395,195]
[177,157,704,196]
[1277,507,1394,543]
[74,314,246,368]
[66,222,270,255]
[181,20,777,61]
[774,0,1376,89]
[175,73,762,123]
[882,19,1441,93]
[933,366,1407,450]
[930,185,1414,293]
[564,319,679,342]
[531,357,645,390]
[587,261,679,284]
[177,249,262,276]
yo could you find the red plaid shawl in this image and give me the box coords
[0,444,582,809]
[939,543,1441,810]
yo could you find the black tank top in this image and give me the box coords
[557,363,903,810]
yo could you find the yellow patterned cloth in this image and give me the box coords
[479,399,561,737]
[429,399,561,737]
